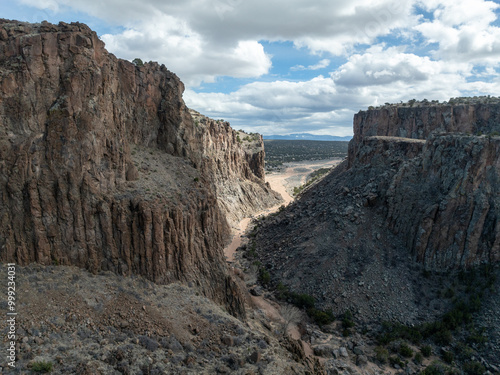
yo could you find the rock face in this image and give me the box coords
[350,104,500,269]
[0,19,278,316]
[349,103,500,164]
[252,100,499,323]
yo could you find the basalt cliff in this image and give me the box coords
[253,100,500,326]
[351,103,500,269]
[0,19,280,316]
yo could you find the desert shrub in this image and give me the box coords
[289,293,315,309]
[342,310,355,329]
[377,321,422,345]
[132,58,144,66]
[307,308,334,326]
[414,352,423,364]
[455,342,474,360]
[389,355,405,368]
[276,282,289,300]
[399,342,414,358]
[421,345,432,357]
[434,329,452,346]
[442,351,454,364]
[467,328,488,345]
[31,361,53,373]
[420,362,447,375]
[259,268,271,285]
[375,346,389,364]
[463,361,486,375]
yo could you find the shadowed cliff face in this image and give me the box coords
[349,105,500,269]
[0,20,278,316]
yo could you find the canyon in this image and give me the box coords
[1,18,500,375]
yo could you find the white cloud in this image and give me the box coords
[415,0,500,64]
[291,59,330,71]
[184,42,500,135]
[16,0,420,84]
[11,0,500,136]
[101,14,272,86]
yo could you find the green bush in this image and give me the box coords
[463,361,486,375]
[399,342,414,358]
[259,268,271,285]
[420,362,447,375]
[442,350,454,364]
[375,346,389,364]
[414,352,423,364]
[31,361,53,373]
[377,321,422,345]
[290,293,315,309]
[132,58,144,67]
[421,345,432,357]
[342,310,355,329]
[307,307,334,326]
[389,355,405,368]
[434,329,452,346]
[276,282,289,300]
[467,328,487,345]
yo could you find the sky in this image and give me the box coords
[3,0,500,136]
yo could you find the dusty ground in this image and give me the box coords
[0,264,313,375]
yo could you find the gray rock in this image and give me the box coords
[339,347,348,358]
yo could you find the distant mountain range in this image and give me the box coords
[263,133,352,141]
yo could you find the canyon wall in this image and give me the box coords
[349,104,500,269]
[0,19,278,315]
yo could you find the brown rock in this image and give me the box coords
[248,350,261,364]
[0,19,280,318]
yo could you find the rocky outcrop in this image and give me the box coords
[190,110,281,226]
[348,104,500,269]
[0,19,277,316]
[385,134,500,268]
[251,99,499,325]
[349,103,500,164]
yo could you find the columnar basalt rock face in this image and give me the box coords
[0,19,277,316]
[348,104,500,269]
[385,134,500,269]
[191,110,281,226]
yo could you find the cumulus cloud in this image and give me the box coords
[415,0,500,64]
[17,0,420,83]
[12,0,500,135]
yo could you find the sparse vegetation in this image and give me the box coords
[273,285,334,326]
[31,360,53,373]
[375,346,389,364]
[399,342,414,358]
[132,58,144,67]
[264,140,348,171]
[362,96,500,111]
[462,361,486,375]
[293,168,331,196]
[421,345,432,357]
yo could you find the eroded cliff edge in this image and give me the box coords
[0,19,280,316]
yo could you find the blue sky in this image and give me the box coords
[3,0,500,136]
